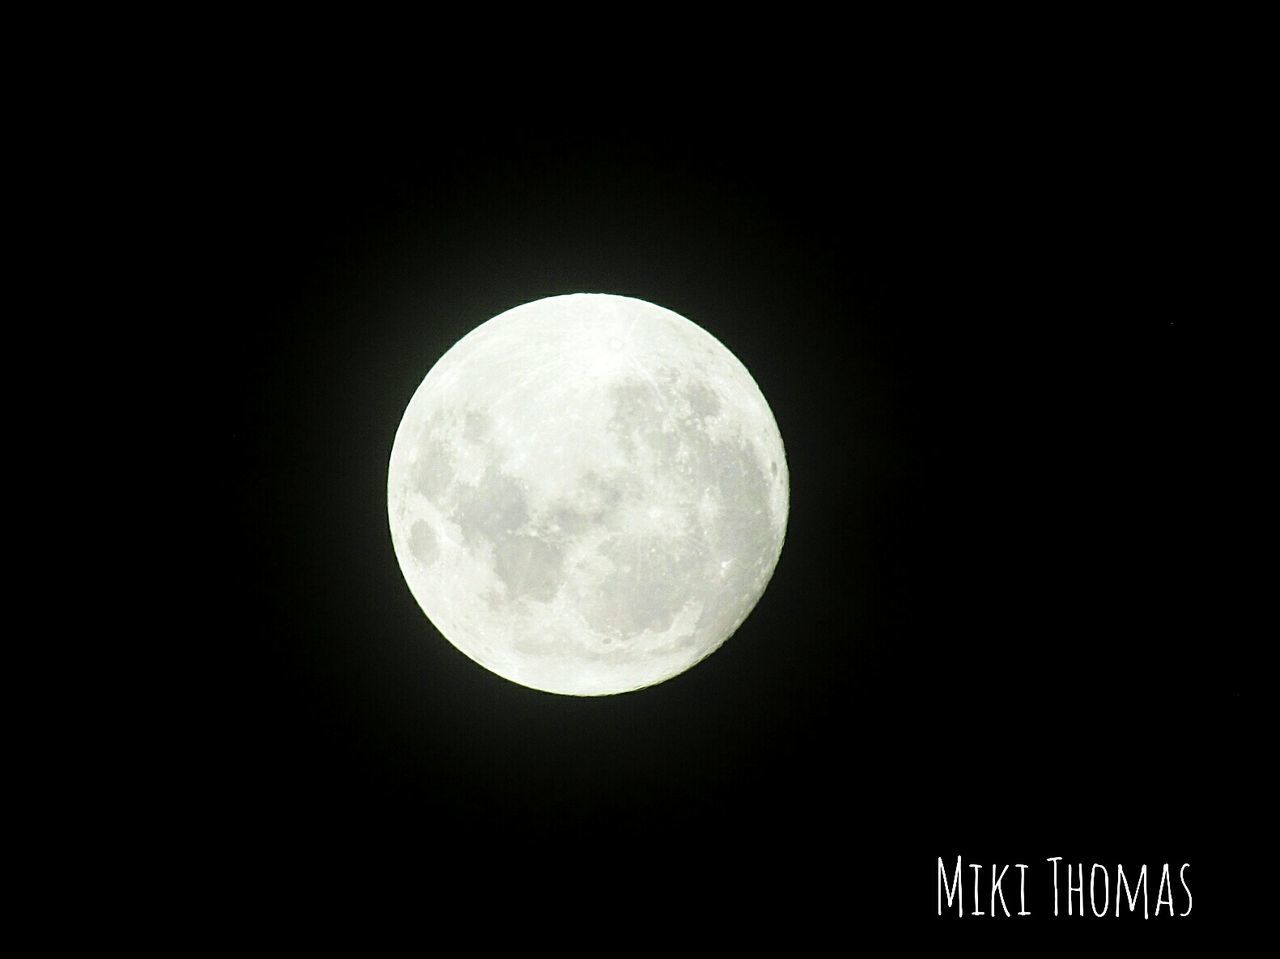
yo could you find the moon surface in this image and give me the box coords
[387,294,788,696]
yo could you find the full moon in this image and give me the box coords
[387,294,788,696]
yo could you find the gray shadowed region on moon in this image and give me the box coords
[387,293,789,696]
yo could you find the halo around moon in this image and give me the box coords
[387,294,788,696]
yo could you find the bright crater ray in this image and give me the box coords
[387,294,788,696]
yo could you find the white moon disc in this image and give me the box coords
[387,294,788,696]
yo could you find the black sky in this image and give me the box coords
[190,62,1251,934]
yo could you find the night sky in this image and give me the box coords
[194,65,1250,934]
